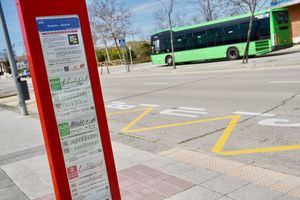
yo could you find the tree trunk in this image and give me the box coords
[103,39,111,63]
[207,0,213,21]
[112,35,122,60]
[168,14,176,69]
[243,13,254,64]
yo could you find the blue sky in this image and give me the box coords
[0,0,197,56]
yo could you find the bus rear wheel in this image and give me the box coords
[227,47,240,60]
[166,56,173,66]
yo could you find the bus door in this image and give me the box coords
[272,10,292,47]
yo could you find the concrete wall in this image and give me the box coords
[288,4,300,43]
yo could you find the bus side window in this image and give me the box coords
[251,21,259,41]
[194,31,207,48]
[259,18,271,39]
[174,35,185,51]
[207,28,222,47]
[223,24,240,44]
[240,21,259,42]
[240,22,249,42]
[215,28,223,46]
[186,33,195,50]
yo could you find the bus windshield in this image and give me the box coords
[274,11,289,24]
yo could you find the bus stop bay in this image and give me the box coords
[106,101,300,156]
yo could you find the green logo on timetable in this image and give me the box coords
[50,78,62,92]
[59,123,70,137]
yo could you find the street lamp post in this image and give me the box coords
[0,1,28,116]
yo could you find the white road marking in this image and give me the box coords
[143,83,168,85]
[110,101,126,104]
[107,102,136,110]
[269,81,300,84]
[140,104,160,107]
[233,111,275,117]
[258,118,300,127]
[160,107,208,118]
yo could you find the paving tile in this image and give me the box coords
[0,185,29,200]
[167,186,222,200]
[0,109,44,157]
[163,176,195,191]
[0,178,14,189]
[0,157,17,166]
[274,194,300,200]
[269,175,300,194]
[1,155,53,200]
[228,183,284,200]
[177,168,220,184]
[217,196,235,200]
[288,187,300,198]
[146,180,181,197]
[33,194,55,200]
[0,169,7,180]
[144,157,178,170]
[201,175,250,195]
[119,165,195,200]
[160,162,197,177]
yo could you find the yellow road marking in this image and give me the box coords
[121,107,154,132]
[108,107,239,145]
[107,107,156,142]
[212,115,300,156]
[218,144,300,156]
[108,107,300,156]
[125,115,237,133]
[212,115,241,153]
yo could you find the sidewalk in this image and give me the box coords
[0,108,300,200]
[0,78,16,99]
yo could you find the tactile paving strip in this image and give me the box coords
[119,164,195,200]
[32,164,195,200]
[160,148,300,198]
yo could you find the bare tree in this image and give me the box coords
[154,9,168,30]
[157,0,176,69]
[88,0,133,59]
[191,0,216,22]
[89,16,112,63]
[174,12,188,27]
[191,0,244,23]
[230,0,268,63]
[154,9,187,30]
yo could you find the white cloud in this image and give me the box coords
[131,1,161,15]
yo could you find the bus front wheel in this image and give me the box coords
[166,56,173,66]
[227,47,240,60]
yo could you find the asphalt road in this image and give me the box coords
[101,51,300,177]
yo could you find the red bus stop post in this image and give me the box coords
[16,0,121,199]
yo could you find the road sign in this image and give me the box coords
[16,0,121,199]
[119,38,126,48]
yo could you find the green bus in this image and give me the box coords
[151,8,293,65]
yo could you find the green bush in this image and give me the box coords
[95,41,151,64]
[96,50,106,62]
